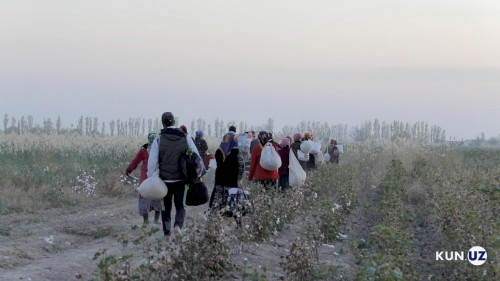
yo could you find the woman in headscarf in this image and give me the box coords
[303,132,317,171]
[247,131,280,189]
[278,137,292,190]
[208,132,245,216]
[126,131,161,225]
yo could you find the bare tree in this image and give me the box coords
[3,113,8,132]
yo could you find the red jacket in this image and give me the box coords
[248,144,280,181]
[126,146,149,184]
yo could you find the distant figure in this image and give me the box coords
[327,139,340,164]
[180,125,194,142]
[303,132,316,171]
[249,130,259,159]
[278,138,292,190]
[147,112,200,241]
[247,131,279,189]
[291,133,306,170]
[126,132,161,225]
[194,130,210,169]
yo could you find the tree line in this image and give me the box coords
[2,113,458,144]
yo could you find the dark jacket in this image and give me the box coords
[194,137,208,156]
[278,146,291,175]
[215,148,244,187]
[158,128,188,180]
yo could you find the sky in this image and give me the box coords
[1,0,499,139]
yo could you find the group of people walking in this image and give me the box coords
[125,111,341,240]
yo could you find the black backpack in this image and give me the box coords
[178,150,205,184]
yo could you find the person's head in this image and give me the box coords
[281,137,291,148]
[228,125,236,133]
[303,132,312,140]
[331,139,337,145]
[258,131,270,146]
[246,131,253,138]
[161,112,175,127]
[286,136,293,143]
[219,132,239,155]
[180,125,188,134]
[195,130,204,138]
[147,131,158,145]
[293,133,302,142]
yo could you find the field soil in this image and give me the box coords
[0,175,374,281]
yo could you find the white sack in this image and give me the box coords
[138,173,168,199]
[336,144,344,154]
[300,140,314,154]
[297,150,309,161]
[310,142,321,154]
[289,150,306,187]
[323,152,331,162]
[315,151,324,165]
[259,143,282,171]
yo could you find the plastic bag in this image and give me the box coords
[138,172,168,199]
[289,150,306,187]
[260,143,282,171]
[300,140,314,154]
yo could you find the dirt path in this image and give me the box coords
[0,170,376,281]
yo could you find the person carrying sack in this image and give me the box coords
[247,131,280,189]
[147,112,200,241]
[125,131,161,225]
[327,139,340,164]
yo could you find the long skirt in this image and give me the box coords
[138,195,162,216]
[209,185,251,217]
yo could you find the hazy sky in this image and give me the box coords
[1,0,499,139]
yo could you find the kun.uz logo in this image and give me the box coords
[436,246,487,266]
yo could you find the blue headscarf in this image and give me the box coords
[195,130,203,137]
[218,132,239,157]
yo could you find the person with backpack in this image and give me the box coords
[208,131,246,218]
[125,132,161,225]
[247,131,280,189]
[147,112,200,241]
[327,139,340,164]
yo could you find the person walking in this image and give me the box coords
[194,130,211,169]
[147,112,200,241]
[327,139,340,164]
[208,132,245,219]
[247,131,280,189]
[278,138,292,190]
[303,132,317,171]
[290,133,307,170]
[125,132,161,225]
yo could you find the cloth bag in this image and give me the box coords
[138,171,167,200]
[297,150,309,161]
[310,142,321,154]
[288,150,306,187]
[323,152,331,162]
[260,143,282,171]
[300,140,314,154]
[185,180,209,206]
[315,151,324,165]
